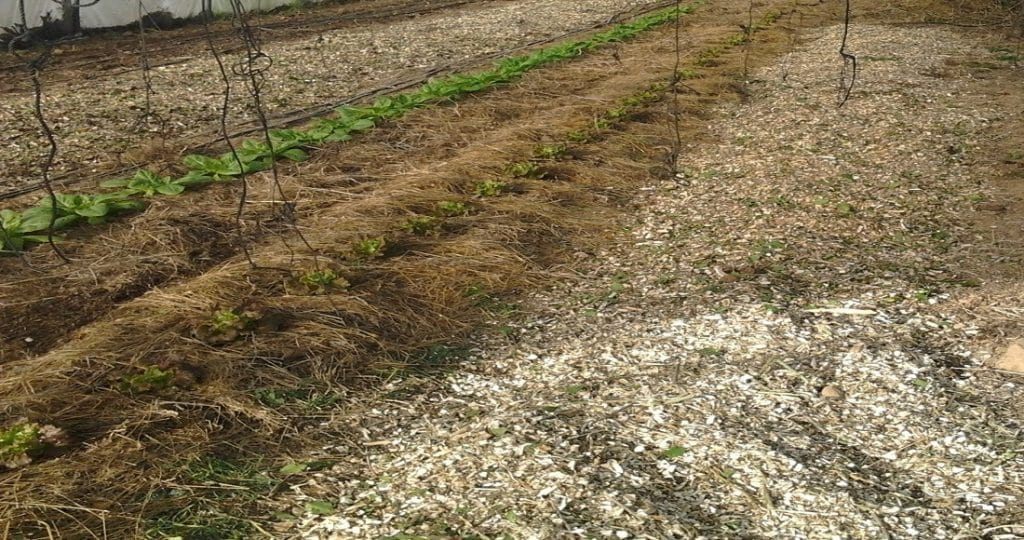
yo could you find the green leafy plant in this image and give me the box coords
[663,446,688,459]
[254,387,342,411]
[401,216,440,235]
[195,308,258,345]
[268,128,314,160]
[474,180,508,197]
[0,208,61,252]
[279,462,310,475]
[1,420,66,469]
[1,422,41,469]
[48,193,142,225]
[436,200,469,217]
[182,154,245,183]
[354,237,387,258]
[297,268,349,294]
[101,169,194,197]
[120,366,175,394]
[534,144,567,160]
[506,161,542,178]
[304,500,335,515]
[227,140,276,170]
[606,106,629,120]
[566,130,590,143]
[233,136,310,164]
[0,4,703,256]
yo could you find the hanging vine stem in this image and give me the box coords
[226,0,320,269]
[132,0,165,132]
[10,0,68,262]
[742,0,754,80]
[201,3,257,268]
[837,0,857,107]
[668,0,683,178]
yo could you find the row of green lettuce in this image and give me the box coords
[0,4,698,253]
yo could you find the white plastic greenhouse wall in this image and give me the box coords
[2,0,309,33]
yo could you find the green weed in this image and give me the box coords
[254,387,341,410]
[147,457,273,539]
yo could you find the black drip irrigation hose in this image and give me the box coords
[0,0,683,202]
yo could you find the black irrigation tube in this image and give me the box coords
[0,0,480,85]
[0,0,680,202]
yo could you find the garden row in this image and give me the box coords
[0,4,698,254]
[0,3,790,474]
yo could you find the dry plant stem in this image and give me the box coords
[202,5,257,268]
[229,0,321,271]
[669,0,683,176]
[28,65,67,263]
[744,0,755,78]
[837,0,857,107]
[133,0,161,132]
[13,1,68,263]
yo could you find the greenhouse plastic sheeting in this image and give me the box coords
[3,0,305,33]
[0,0,62,30]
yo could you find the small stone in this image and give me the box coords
[820,385,846,400]
[994,341,1024,374]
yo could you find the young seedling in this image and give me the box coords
[474,180,508,197]
[194,308,258,345]
[1,420,67,469]
[0,422,41,469]
[566,130,590,143]
[534,144,567,160]
[354,237,387,258]
[296,268,349,295]
[101,169,191,197]
[436,200,469,217]
[182,154,245,183]
[49,193,142,225]
[401,216,440,236]
[506,161,542,179]
[120,366,175,394]
[605,106,629,120]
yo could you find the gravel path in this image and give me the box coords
[268,22,1024,540]
[0,0,663,192]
